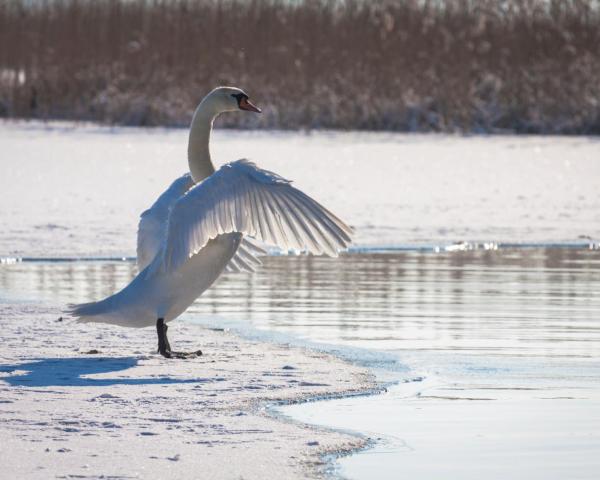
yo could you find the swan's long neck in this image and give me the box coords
[188,97,220,183]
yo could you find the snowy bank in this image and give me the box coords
[0,301,376,479]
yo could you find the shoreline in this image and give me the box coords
[0,300,379,479]
[266,392,385,480]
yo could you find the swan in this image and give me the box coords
[68,87,352,358]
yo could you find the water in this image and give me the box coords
[1,122,600,478]
[6,249,600,359]
[3,249,600,362]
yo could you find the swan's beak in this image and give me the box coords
[239,97,261,113]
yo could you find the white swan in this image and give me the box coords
[69,87,352,358]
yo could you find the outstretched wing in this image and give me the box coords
[136,173,195,270]
[155,159,353,273]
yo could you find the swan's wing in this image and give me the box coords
[136,173,195,270]
[157,159,353,274]
[226,237,267,273]
[138,171,267,274]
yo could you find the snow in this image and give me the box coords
[0,301,376,479]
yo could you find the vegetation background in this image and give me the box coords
[1,0,599,133]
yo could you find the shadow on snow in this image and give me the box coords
[0,356,202,387]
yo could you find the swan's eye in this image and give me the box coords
[231,93,247,106]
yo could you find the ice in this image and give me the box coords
[1,121,599,258]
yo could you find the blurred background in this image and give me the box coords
[1,0,599,133]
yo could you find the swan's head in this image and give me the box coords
[206,86,261,114]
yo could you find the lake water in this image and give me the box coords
[1,122,600,479]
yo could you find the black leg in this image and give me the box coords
[157,318,171,357]
[156,318,202,359]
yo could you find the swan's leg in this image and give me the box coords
[156,318,202,359]
[156,318,171,358]
[156,318,171,357]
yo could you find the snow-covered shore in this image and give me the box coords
[0,301,376,479]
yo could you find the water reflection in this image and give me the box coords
[1,248,599,359]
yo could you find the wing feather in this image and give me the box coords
[286,193,345,255]
[155,159,352,274]
[262,189,290,248]
[277,190,321,253]
[290,189,353,243]
[136,173,195,270]
[277,194,325,254]
[225,237,265,273]
[256,188,278,245]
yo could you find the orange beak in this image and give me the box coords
[239,97,261,113]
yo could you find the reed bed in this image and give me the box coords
[1,0,599,133]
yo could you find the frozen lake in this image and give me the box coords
[1,121,599,258]
[1,122,600,479]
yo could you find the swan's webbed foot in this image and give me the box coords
[162,349,203,359]
[156,318,202,359]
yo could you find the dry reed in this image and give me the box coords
[1,0,599,133]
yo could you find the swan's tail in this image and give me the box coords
[66,268,154,328]
[65,285,143,326]
[66,296,118,325]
